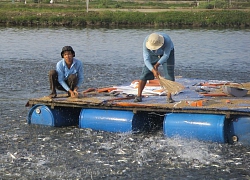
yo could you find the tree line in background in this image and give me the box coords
[0,0,250,9]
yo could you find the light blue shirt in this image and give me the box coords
[56,58,84,91]
[143,32,174,71]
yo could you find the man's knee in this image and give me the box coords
[68,74,77,81]
[67,74,78,89]
[49,70,57,77]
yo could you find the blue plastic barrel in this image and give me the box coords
[27,105,80,127]
[79,109,148,133]
[229,116,250,145]
[163,113,226,143]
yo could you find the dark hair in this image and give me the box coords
[61,46,75,58]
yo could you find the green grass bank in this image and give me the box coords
[0,2,249,28]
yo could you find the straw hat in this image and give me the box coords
[146,33,164,50]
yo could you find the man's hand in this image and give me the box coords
[153,62,161,79]
[152,68,160,79]
[68,89,79,98]
[154,62,160,71]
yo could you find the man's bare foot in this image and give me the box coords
[48,93,57,98]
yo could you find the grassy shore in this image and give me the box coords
[0,2,249,28]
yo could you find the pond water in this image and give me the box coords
[0,27,250,179]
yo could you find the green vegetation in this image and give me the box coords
[0,1,249,27]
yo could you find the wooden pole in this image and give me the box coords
[86,0,89,13]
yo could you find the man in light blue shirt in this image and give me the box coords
[49,46,84,98]
[134,32,175,103]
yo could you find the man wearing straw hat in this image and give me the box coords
[134,32,175,103]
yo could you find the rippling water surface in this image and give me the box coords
[0,27,250,179]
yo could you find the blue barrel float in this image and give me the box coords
[79,109,151,133]
[27,104,81,127]
[163,113,227,143]
[228,116,250,145]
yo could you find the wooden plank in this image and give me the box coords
[27,94,250,117]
